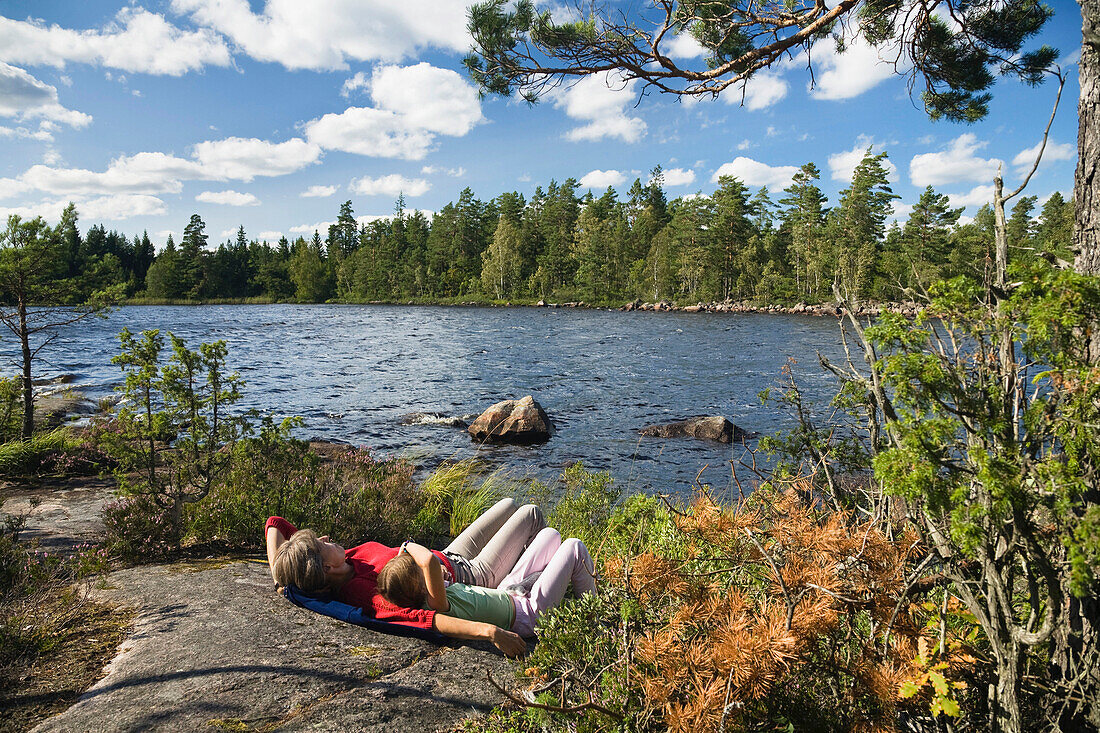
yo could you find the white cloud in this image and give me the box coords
[257,231,284,241]
[553,73,647,143]
[579,169,626,189]
[289,221,333,235]
[666,33,705,60]
[909,133,1001,187]
[171,0,469,71]
[369,63,483,136]
[829,136,898,182]
[1012,140,1076,175]
[0,63,91,129]
[301,185,339,198]
[421,165,465,177]
[192,137,322,181]
[810,32,902,100]
[349,174,431,197]
[0,193,166,222]
[305,107,434,159]
[196,190,260,206]
[728,72,787,111]
[957,215,975,227]
[736,139,752,151]
[0,177,28,199]
[659,168,696,187]
[342,71,370,97]
[946,184,995,208]
[0,8,231,75]
[712,157,798,190]
[9,137,318,201]
[0,122,55,142]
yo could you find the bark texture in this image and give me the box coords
[1074,0,1100,276]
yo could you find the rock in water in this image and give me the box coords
[640,416,748,444]
[468,396,553,445]
[399,412,468,428]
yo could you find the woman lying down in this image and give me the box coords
[266,498,595,657]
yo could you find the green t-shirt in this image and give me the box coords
[444,583,516,629]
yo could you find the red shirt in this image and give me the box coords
[266,516,454,631]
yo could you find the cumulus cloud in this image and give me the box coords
[369,63,483,136]
[171,0,469,70]
[666,33,706,59]
[9,137,319,202]
[301,185,338,198]
[257,231,284,241]
[578,169,626,189]
[712,157,798,190]
[0,8,231,75]
[349,174,431,197]
[829,136,897,182]
[658,168,696,187]
[0,193,166,222]
[341,71,370,97]
[305,63,482,159]
[552,73,647,143]
[909,133,1001,187]
[810,32,902,100]
[196,190,260,206]
[0,63,91,129]
[1012,140,1076,175]
[305,107,433,159]
[946,184,995,208]
[288,221,333,235]
[421,165,465,177]
[192,137,322,181]
[727,72,788,111]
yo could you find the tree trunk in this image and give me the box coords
[19,299,33,440]
[1055,8,1100,729]
[1074,0,1100,280]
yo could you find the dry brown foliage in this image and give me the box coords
[602,488,971,732]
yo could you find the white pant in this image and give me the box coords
[497,527,597,637]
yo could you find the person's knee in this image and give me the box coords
[492,498,519,515]
[517,503,545,529]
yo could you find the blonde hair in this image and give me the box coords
[273,529,328,594]
[377,552,426,609]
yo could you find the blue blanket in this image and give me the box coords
[283,585,446,643]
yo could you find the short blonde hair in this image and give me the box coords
[377,552,426,609]
[273,529,327,594]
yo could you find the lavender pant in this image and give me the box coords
[498,527,597,637]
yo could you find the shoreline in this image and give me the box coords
[119,296,922,317]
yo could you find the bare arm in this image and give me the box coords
[431,613,526,658]
[266,524,288,586]
[403,542,449,611]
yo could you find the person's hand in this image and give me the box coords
[491,627,526,657]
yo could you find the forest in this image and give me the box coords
[20,151,1074,308]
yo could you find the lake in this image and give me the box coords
[14,304,852,495]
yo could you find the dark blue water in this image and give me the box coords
[12,305,849,495]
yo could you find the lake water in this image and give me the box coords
[13,304,852,495]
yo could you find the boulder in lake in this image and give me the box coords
[468,396,553,445]
[640,416,750,444]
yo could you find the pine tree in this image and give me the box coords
[779,164,828,299]
[832,150,899,299]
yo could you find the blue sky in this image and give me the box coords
[0,1,1084,248]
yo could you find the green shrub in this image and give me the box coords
[0,427,100,477]
[185,420,425,552]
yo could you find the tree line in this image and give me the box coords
[10,153,1074,306]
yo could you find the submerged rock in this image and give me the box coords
[639,416,752,444]
[468,396,553,445]
[400,412,469,428]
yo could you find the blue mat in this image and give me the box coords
[283,585,446,643]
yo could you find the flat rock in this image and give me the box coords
[32,560,514,732]
[639,416,752,444]
[468,396,553,445]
